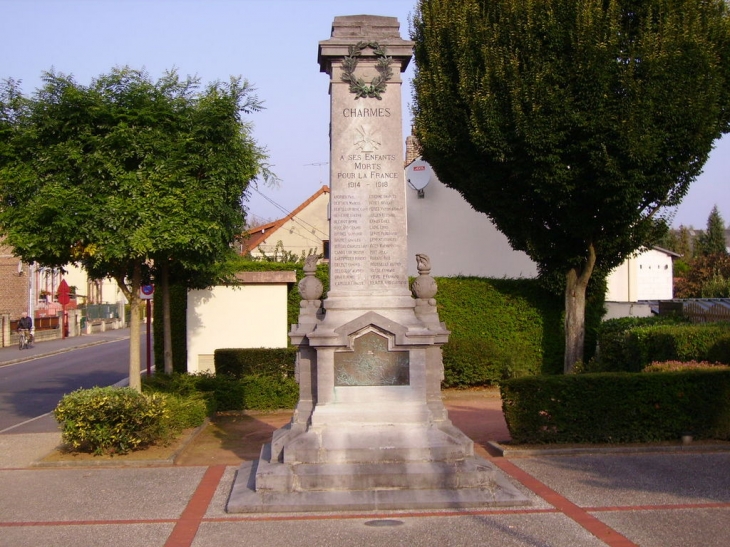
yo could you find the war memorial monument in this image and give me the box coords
[227,14,527,513]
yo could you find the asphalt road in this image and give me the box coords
[0,335,150,433]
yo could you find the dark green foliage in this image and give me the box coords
[442,338,538,386]
[413,0,730,276]
[54,387,168,455]
[215,347,296,378]
[436,277,565,380]
[501,370,730,444]
[238,375,299,411]
[153,283,188,373]
[696,205,728,257]
[596,318,730,372]
[144,371,297,411]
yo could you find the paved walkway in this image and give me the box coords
[1,336,729,546]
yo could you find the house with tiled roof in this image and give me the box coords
[239,186,330,261]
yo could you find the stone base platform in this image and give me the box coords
[226,452,529,513]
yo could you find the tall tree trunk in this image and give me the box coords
[161,260,173,374]
[127,261,143,391]
[564,244,596,374]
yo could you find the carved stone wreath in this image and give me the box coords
[341,41,393,100]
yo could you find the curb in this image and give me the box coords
[31,419,210,468]
[488,440,730,457]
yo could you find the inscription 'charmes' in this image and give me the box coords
[343,107,391,117]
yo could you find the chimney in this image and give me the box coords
[404,130,422,166]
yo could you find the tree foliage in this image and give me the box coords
[0,67,270,388]
[412,0,730,371]
[674,252,730,298]
[696,204,728,256]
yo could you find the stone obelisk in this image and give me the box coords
[227,15,527,513]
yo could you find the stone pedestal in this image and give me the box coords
[227,15,528,513]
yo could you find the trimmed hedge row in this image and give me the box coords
[596,317,730,372]
[501,370,730,444]
[145,371,298,412]
[435,277,567,382]
[215,347,297,378]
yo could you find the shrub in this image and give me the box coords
[501,370,730,444]
[157,393,208,432]
[143,371,297,412]
[215,348,297,378]
[442,338,537,386]
[54,387,167,455]
[642,360,730,373]
[594,316,728,372]
[240,375,299,410]
[436,277,565,380]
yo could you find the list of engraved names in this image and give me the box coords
[331,147,406,291]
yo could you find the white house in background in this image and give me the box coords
[605,247,680,301]
[62,264,126,305]
[186,271,296,373]
[240,186,330,261]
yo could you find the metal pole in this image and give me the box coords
[146,299,152,377]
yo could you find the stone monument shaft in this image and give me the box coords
[319,15,415,307]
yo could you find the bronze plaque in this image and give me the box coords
[334,331,409,386]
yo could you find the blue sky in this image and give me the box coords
[2,0,727,229]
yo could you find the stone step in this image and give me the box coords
[256,454,500,492]
[227,459,531,513]
[281,423,474,464]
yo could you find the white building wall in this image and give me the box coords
[606,248,674,302]
[636,249,674,300]
[405,175,538,278]
[186,272,295,373]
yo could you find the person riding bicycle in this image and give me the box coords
[17,311,33,344]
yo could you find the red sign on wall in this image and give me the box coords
[57,279,71,306]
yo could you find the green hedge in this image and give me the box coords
[145,372,298,412]
[501,370,730,444]
[597,318,730,372]
[436,277,566,381]
[215,347,297,377]
[213,347,298,410]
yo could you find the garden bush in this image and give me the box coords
[215,347,296,378]
[54,387,168,455]
[144,371,298,412]
[436,277,566,381]
[501,370,730,444]
[594,316,730,372]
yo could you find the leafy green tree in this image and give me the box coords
[676,226,695,261]
[696,205,728,256]
[0,68,269,389]
[412,0,730,372]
